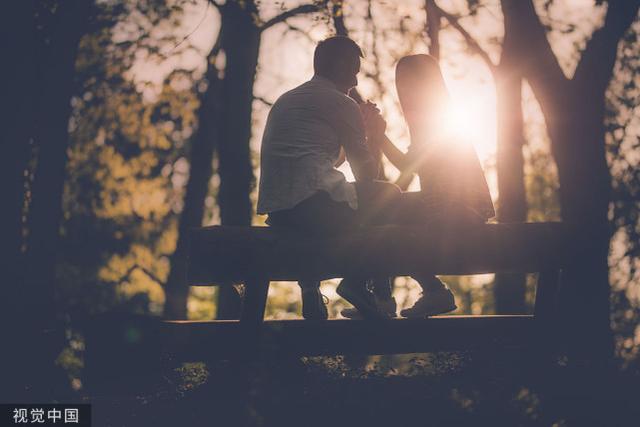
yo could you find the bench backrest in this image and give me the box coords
[187,222,572,285]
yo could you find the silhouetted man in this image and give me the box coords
[257,36,388,319]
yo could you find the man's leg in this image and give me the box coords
[336,276,389,319]
[339,181,401,319]
[371,277,398,316]
[269,191,386,319]
[292,189,391,319]
[295,192,389,319]
[268,197,330,320]
[340,277,397,319]
[355,180,403,226]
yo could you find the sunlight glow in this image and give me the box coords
[445,85,496,165]
[444,102,475,140]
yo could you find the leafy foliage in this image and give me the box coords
[59,1,201,316]
[606,20,640,367]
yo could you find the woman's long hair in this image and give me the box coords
[394,54,496,221]
[395,54,450,136]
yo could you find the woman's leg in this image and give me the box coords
[392,193,481,317]
[392,191,486,226]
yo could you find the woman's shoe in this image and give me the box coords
[399,287,457,318]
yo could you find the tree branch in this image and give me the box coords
[432,1,496,73]
[283,21,316,43]
[260,2,326,32]
[573,0,640,96]
[114,265,165,287]
[331,0,363,102]
[500,0,569,127]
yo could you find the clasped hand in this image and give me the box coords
[359,101,387,140]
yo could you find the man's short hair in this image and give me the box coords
[313,36,363,76]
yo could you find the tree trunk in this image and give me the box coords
[164,57,222,320]
[435,0,530,312]
[425,0,441,59]
[215,1,261,318]
[493,73,527,313]
[552,92,613,362]
[1,0,36,324]
[493,0,528,314]
[334,1,390,182]
[507,0,640,361]
[25,0,90,319]
[0,0,38,401]
[2,0,91,399]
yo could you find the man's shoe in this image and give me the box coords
[341,296,397,319]
[336,279,389,320]
[399,286,457,318]
[302,289,329,320]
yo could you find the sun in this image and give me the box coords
[443,93,496,163]
[444,102,482,140]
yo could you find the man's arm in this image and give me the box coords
[333,99,378,181]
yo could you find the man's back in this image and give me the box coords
[257,76,374,215]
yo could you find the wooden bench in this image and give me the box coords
[84,222,572,389]
[175,222,570,357]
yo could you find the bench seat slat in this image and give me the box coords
[162,316,537,360]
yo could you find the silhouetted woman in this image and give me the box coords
[344,54,495,318]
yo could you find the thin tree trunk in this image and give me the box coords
[25,0,90,320]
[1,0,36,322]
[493,0,528,314]
[332,3,362,105]
[425,0,441,59]
[215,1,261,319]
[0,0,38,401]
[332,1,388,183]
[164,54,222,320]
[493,74,527,313]
[217,1,258,227]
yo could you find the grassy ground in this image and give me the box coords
[81,351,639,427]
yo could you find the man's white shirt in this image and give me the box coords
[257,75,375,215]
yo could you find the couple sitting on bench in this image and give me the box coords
[257,36,495,320]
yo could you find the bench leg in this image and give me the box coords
[240,278,269,325]
[239,278,269,361]
[531,270,565,401]
[534,269,560,320]
[534,270,561,362]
